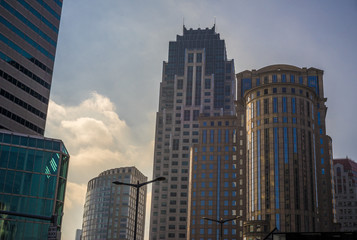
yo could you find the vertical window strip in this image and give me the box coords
[251,102,254,119]
[273,97,278,113]
[186,66,193,105]
[257,100,260,116]
[225,129,229,143]
[217,152,221,229]
[276,214,280,230]
[218,129,221,143]
[195,66,201,105]
[257,129,261,211]
[284,128,288,164]
[293,128,297,153]
[251,132,254,212]
[274,127,279,209]
[312,133,318,209]
[292,97,296,114]
[202,130,207,144]
[317,112,321,125]
[282,97,287,113]
[210,130,214,143]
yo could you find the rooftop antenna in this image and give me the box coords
[214,16,216,31]
[183,17,185,33]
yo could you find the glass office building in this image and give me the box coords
[0,130,69,239]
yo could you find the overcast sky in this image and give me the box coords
[45,0,357,239]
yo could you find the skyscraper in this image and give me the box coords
[236,65,336,238]
[81,167,147,240]
[0,0,63,135]
[149,25,236,240]
[333,158,357,232]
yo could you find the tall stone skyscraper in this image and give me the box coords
[149,25,236,240]
[236,65,336,238]
[0,0,63,135]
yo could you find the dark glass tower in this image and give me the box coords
[149,25,236,240]
[0,0,63,135]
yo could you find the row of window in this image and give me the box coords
[16,0,59,33]
[0,32,53,73]
[0,88,46,119]
[0,52,51,89]
[0,106,44,134]
[0,69,49,104]
[1,1,56,47]
[242,75,319,97]
[0,16,54,60]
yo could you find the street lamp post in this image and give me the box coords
[113,176,165,240]
[202,216,241,240]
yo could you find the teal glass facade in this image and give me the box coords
[0,130,69,239]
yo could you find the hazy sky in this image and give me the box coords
[45,0,357,239]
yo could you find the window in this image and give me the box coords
[205,79,211,89]
[273,75,277,82]
[188,53,193,63]
[184,110,190,121]
[273,97,278,113]
[196,53,202,63]
[177,79,183,89]
[282,74,286,82]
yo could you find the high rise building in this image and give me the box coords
[149,25,236,240]
[81,167,147,240]
[236,65,336,238]
[333,158,357,232]
[0,0,63,135]
[0,129,69,239]
[187,115,246,240]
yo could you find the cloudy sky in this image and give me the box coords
[44,0,357,239]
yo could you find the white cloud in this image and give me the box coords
[45,92,154,240]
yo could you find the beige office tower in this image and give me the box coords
[149,26,236,240]
[187,115,246,240]
[236,65,335,238]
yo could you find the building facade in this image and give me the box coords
[0,0,63,135]
[149,25,236,240]
[81,167,147,240]
[333,158,357,231]
[187,115,246,240]
[236,65,335,238]
[0,129,69,239]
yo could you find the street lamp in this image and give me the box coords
[113,176,165,240]
[202,216,241,240]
